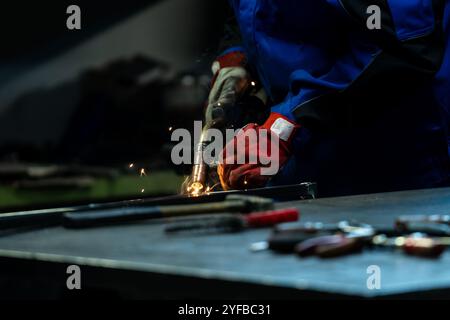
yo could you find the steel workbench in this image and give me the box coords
[1,187,450,299]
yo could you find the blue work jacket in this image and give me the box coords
[228,0,450,196]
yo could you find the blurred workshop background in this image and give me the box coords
[0,0,229,210]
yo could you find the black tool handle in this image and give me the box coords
[165,216,244,233]
[0,211,63,230]
[268,230,333,253]
[397,222,450,236]
[63,206,162,229]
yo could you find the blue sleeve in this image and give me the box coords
[276,0,443,126]
[326,0,436,41]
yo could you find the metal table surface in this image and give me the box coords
[1,187,450,299]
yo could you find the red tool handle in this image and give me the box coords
[403,237,446,258]
[245,208,299,228]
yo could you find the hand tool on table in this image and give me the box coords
[252,217,450,258]
[63,195,274,229]
[165,208,299,234]
[294,234,365,258]
[250,221,374,254]
[372,233,450,258]
[275,221,444,236]
[395,215,450,236]
[288,222,442,258]
[293,223,375,258]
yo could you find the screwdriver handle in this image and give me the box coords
[63,207,162,228]
[165,215,244,233]
[396,221,450,236]
[402,237,446,258]
[245,208,299,228]
[166,209,299,234]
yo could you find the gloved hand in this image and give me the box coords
[205,50,253,127]
[218,112,300,190]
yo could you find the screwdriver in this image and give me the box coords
[250,221,374,253]
[294,234,365,258]
[63,195,273,228]
[395,220,450,237]
[165,208,299,234]
[372,234,449,258]
[293,223,374,258]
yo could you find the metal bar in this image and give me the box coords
[0,183,316,230]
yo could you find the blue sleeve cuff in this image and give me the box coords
[218,46,246,57]
[271,101,297,123]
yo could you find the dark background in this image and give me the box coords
[0,0,229,163]
[0,0,230,208]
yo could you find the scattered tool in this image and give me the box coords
[294,223,374,258]
[63,195,274,229]
[372,234,449,258]
[295,234,364,258]
[165,208,299,234]
[252,217,450,259]
[396,215,450,236]
[250,221,374,254]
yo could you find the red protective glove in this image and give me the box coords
[218,112,300,190]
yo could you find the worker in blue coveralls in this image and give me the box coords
[209,0,450,197]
